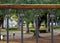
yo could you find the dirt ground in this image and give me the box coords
[0,35,60,43]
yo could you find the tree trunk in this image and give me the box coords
[31,21,34,28]
[26,22,29,33]
[33,20,41,38]
[0,16,4,29]
[33,30,40,38]
[2,23,4,29]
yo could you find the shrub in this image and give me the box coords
[30,29,47,33]
[9,28,18,30]
[54,25,60,29]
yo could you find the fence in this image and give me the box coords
[0,4,60,43]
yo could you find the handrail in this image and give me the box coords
[0,4,60,9]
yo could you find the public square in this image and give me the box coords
[0,29,60,43]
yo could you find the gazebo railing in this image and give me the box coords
[0,4,60,43]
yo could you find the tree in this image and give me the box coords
[24,9,34,33]
[0,15,4,27]
[0,9,6,28]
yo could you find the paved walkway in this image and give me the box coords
[1,29,60,40]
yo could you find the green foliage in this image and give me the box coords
[24,9,34,23]
[0,0,60,4]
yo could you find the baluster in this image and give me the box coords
[47,13,50,32]
[18,9,24,43]
[0,10,2,40]
[35,9,40,43]
[5,9,10,43]
[50,9,55,43]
